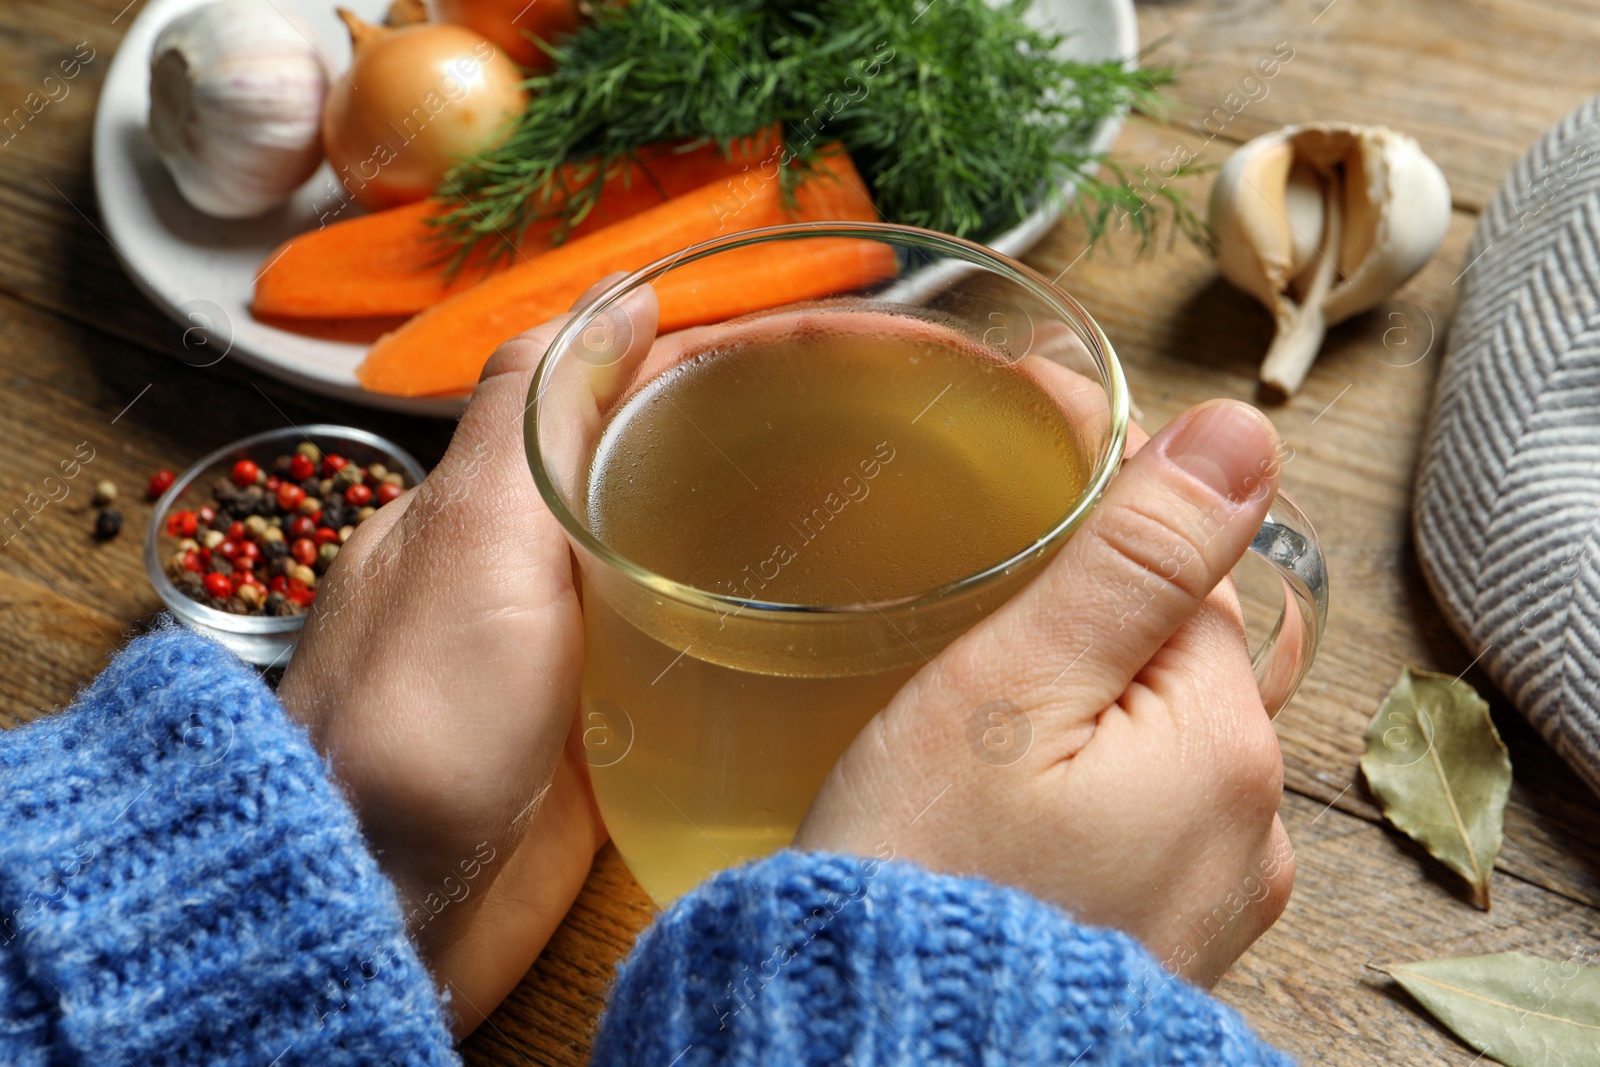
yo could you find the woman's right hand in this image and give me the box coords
[796,399,1295,988]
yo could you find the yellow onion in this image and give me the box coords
[322,8,527,209]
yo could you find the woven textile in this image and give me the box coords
[0,623,459,1066]
[1415,95,1600,795]
[0,625,1294,1066]
[592,850,1291,1067]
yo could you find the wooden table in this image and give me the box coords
[3,1,1598,1063]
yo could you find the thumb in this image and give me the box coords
[423,276,659,520]
[976,398,1282,714]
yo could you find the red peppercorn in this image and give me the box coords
[198,547,212,565]
[197,506,216,526]
[230,459,260,487]
[288,515,316,540]
[237,540,261,564]
[234,556,256,573]
[217,539,240,561]
[277,483,306,511]
[291,538,318,567]
[344,483,373,507]
[288,453,316,482]
[226,521,247,542]
[165,510,198,538]
[376,482,403,506]
[183,550,203,573]
[203,573,232,599]
[266,475,281,492]
[322,454,348,477]
[287,587,316,607]
[313,527,339,546]
[148,469,175,498]
[270,575,289,594]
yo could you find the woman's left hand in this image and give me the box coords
[278,286,651,1034]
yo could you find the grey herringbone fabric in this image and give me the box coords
[1415,95,1600,796]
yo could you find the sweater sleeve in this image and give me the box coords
[0,623,459,1067]
[591,850,1295,1067]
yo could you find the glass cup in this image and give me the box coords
[525,222,1327,903]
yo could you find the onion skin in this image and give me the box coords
[432,0,580,71]
[322,13,528,210]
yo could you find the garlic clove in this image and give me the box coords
[1283,160,1325,285]
[148,0,329,219]
[1211,136,1299,311]
[1210,123,1451,396]
[1322,129,1452,325]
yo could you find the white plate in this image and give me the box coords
[93,0,1137,417]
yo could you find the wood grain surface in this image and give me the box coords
[1,1,1597,1064]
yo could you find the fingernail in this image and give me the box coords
[1163,401,1277,503]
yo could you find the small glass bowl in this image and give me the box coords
[144,425,427,667]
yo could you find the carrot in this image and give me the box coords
[432,0,580,71]
[252,128,781,320]
[356,147,885,398]
[651,238,898,333]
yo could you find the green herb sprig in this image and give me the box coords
[432,0,1197,268]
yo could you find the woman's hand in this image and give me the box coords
[277,285,651,1034]
[797,399,1295,987]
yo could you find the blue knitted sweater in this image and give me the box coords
[0,626,1292,1066]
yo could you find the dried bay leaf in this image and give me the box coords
[1388,952,1600,1066]
[1360,666,1511,908]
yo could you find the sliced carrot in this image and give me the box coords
[653,238,899,333]
[356,147,884,398]
[252,128,781,320]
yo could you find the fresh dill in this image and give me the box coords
[432,0,1199,269]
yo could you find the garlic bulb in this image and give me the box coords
[1210,124,1451,396]
[148,0,329,218]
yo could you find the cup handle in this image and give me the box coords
[1244,489,1329,718]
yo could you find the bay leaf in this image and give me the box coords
[1388,952,1600,1066]
[1359,666,1511,908]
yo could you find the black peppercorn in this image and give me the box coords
[93,509,122,541]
